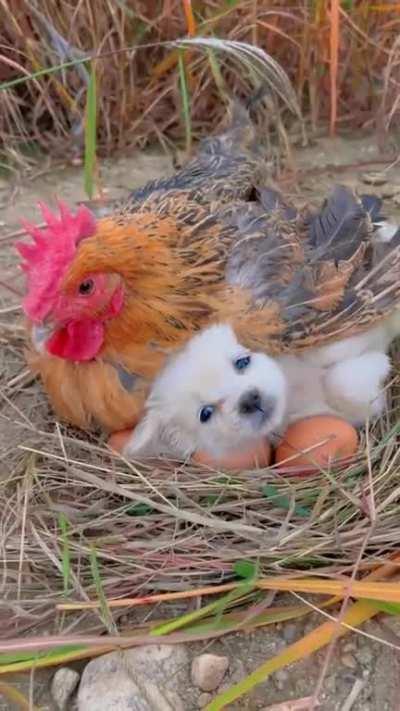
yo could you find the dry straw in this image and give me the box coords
[0,1,399,166]
[1,2,400,707]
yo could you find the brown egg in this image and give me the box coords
[108,428,135,453]
[193,438,271,471]
[275,415,358,475]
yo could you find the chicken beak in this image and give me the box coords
[31,321,56,354]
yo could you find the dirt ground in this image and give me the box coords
[2,132,400,710]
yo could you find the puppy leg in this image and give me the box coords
[324,352,391,425]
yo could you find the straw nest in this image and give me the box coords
[1,310,400,637]
[0,9,400,641]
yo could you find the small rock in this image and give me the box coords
[324,675,337,693]
[342,641,357,653]
[393,193,400,206]
[197,692,212,708]
[51,667,80,711]
[78,644,189,711]
[341,652,358,670]
[191,653,229,692]
[380,186,397,199]
[356,646,374,665]
[361,171,387,186]
[282,622,298,644]
[274,668,289,690]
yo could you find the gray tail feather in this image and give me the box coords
[199,84,274,158]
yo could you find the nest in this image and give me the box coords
[1,315,400,638]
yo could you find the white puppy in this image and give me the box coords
[121,324,287,459]
[119,324,391,461]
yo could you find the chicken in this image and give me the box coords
[17,103,400,433]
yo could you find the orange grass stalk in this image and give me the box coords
[182,0,197,36]
[329,0,340,136]
[205,554,400,710]
[57,563,400,612]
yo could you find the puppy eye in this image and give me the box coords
[234,355,251,371]
[199,405,214,423]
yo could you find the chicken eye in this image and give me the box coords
[199,405,214,423]
[234,355,251,371]
[78,278,95,296]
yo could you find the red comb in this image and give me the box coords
[17,201,96,322]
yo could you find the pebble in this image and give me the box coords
[341,652,358,670]
[380,185,397,199]
[191,653,229,692]
[197,692,212,708]
[361,171,387,186]
[78,644,189,711]
[274,668,289,690]
[282,622,298,644]
[324,676,337,693]
[356,646,374,665]
[51,667,80,711]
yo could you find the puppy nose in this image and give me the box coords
[238,389,262,415]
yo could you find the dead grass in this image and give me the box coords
[0,1,399,166]
[1,312,400,640]
[1,4,400,704]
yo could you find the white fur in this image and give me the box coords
[122,324,287,459]
[323,352,391,425]
[275,350,390,429]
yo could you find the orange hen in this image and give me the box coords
[18,103,400,432]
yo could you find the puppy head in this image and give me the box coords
[122,324,287,460]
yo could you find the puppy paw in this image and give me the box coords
[324,351,391,423]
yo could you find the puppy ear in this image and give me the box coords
[122,411,165,459]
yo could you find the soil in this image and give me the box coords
[1,132,400,710]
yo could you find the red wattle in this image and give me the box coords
[47,319,105,361]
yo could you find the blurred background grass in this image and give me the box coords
[0,0,399,170]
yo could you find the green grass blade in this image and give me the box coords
[207,48,226,97]
[0,57,89,92]
[365,599,400,615]
[0,680,38,711]
[84,61,97,199]
[151,581,253,636]
[0,644,86,669]
[58,512,71,595]
[151,598,225,637]
[178,49,192,152]
[233,560,258,580]
[89,547,114,632]
[262,484,311,518]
